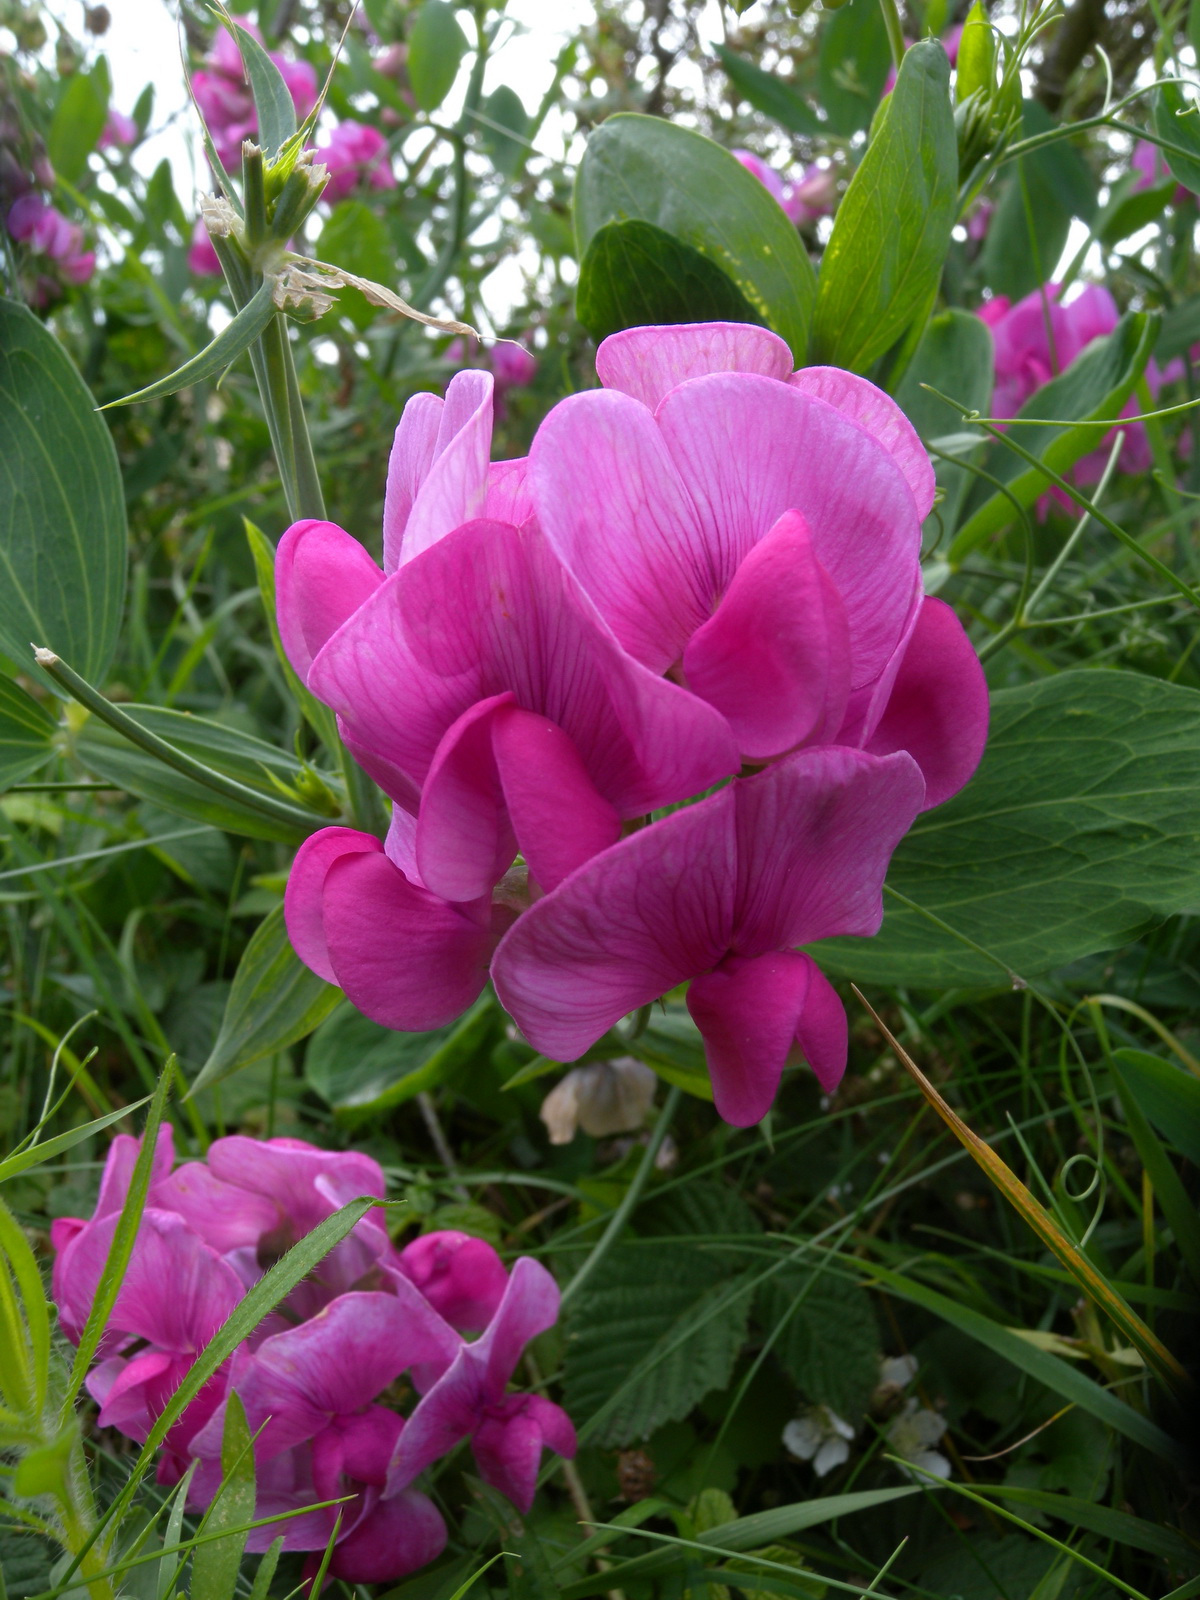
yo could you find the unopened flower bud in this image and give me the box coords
[539,1058,657,1144]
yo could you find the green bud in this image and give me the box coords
[267,150,330,244]
[956,0,995,106]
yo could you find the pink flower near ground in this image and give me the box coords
[315,119,395,202]
[491,339,537,391]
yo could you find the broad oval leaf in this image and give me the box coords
[190,904,341,1094]
[305,995,495,1116]
[0,676,57,792]
[817,0,892,136]
[227,18,297,157]
[1155,79,1200,195]
[811,40,957,374]
[715,44,822,136]
[48,68,108,186]
[574,113,817,362]
[577,219,763,345]
[407,0,468,112]
[981,101,1098,302]
[811,671,1200,988]
[0,300,127,687]
[480,85,530,175]
[949,311,1156,558]
[894,307,994,536]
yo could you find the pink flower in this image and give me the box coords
[389,1257,576,1513]
[315,119,395,202]
[530,322,986,800]
[395,1231,510,1333]
[188,217,223,276]
[98,108,138,149]
[733,148,788,206]
[491,340,537,391]
[492,745,925,1126]
[732,150,834,227]
[193,17,318,169]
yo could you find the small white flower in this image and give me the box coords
[783,1406,856,1477]
[886,1398,951,1480]
[878,1353,919,1391]
[539,1058,657,1144]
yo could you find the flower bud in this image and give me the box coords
[539,1058,657,1144]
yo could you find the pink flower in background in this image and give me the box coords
[493,746,925,1126]
[733,150,835,226]
[316,119,395,201]
[6,193,94,282]
[98,108,138,149]
[187,217,222,276]
[884,25,962,95]
[193,16,318,169]
[733,148,788,206]
[491,339,537,392]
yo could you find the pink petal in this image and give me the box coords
[792,958,848,1093]
[864,596,989,809]
[387,1348,486,1490]
[484,457,534,524]
[382,392,443,573]
[395,1231,509,1333]
[311,1406,404,1499]
[322,848,499,1030]
[284,827,383,984]
[153,1160,279,1253]
[682,510,852,759]
[275,520,384,682]
[390,371,495,569]
[595,322,793,409]
[789,367,936,519]
[491,790,737,1061]
[92,1349,182,1440]
[686,951,812,1126]
[95,1125,175,1219]
[478,1257,562,1395]
[206,1136,386,1233]
[415,694,518,902]
[329,1488,447,1584]
[472,1394,576,1514]
[385,803,421,882]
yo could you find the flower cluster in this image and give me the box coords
[51,1128,574,1584]
[279,322,989,1127]
[733,149,836,226]
[193,16,318,170]
[315,119,396,203]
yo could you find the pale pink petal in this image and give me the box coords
[154,1161,279,1253]
[275,520,384,682]
[789,367,936,519]
[384,803,421,882]
[792,958,848,1093]
[416,694,518,902]
[322,849,498,1030]
[382,392,442,573]
[595,322,793,410]
[395,1232,509,1333]
[330,1489,447,1583]
[731,747,926,953]
[92,1349,181,1440]
[686,951,811,1126]
[484,457,534,524]
[491,790,737,1061]
[864,597,989,809]
[400,371,495,566]
[284,827,383,983]
[682,510,852,759]
[472,1394,576,1514]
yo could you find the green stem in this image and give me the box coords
[878,0,906,72]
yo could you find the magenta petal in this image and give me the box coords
[473,1394,575,1514]
[491,789,737,1062]
[416,694,519,903]
[865,596,989,809]
[154,1161,279,1254]
[395,1231,509,1333]
[284,827,383,983]
[206,1135,386,1231]
[382,390,449,573]
[398,371,495,567]
[686,951,811,1126]
[94,1349,182,1440]
[682,510,852,759]
[275,520,384,682]
[731,746,926,952]
[493,705,622,892]
[595,322,793,409]
[387,1348,485,1490]
[479,1257,562,1393]
[789,367,937,519]
[385,803,421,882]
[792,959,848,1093]
[330,1489,448,1584]
[95,1125,175,1219]
[484,457,534,525]
[322,849,496,1030]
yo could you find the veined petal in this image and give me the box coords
[682,510,852,759]
[864,596,989,809]
[492,790,737,1062]
[731,747,926,953]
[416,694,518,902]
[395,1231,509,1334]
[792,958,848,1093]
[275,520,384,682]
[789,367,936,519]
[473,1394,576,1514]
[686,951,811,1126]
[400,371,494,566]
[485,457,534,524]
[330,1488,448,1584]
[284,827,383,984]
[595,322,793,409]
[154,1161,279,1254]
[383,392,442,573]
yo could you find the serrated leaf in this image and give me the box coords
[0,677,57,793]
[103,277,278,408]
[574,113,816,362]
[190,1392,256,1600]
[407,0,468,112]
[811,671,1200,988]
[0,300,127,689]
[225,16,296,156]
[715,45,821,135]
[564,1244,751,1447]
[812,41,956,374]
[760,1268,880,1421]
[577,219,762,345]
[191,904,341,1094]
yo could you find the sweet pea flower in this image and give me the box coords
[492,745,926,1126]
[316,119,395,201]
[531,322,987,803]
[1131,138,1189,202]
[394,1230,510,1334]
[388,1257,576,1513]
[732,151,834,226]
[188,216,223,276]
[6,193,94,282]
[193,17,318,169]
[98,108,138,149]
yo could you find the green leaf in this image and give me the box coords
[190,1392,256,1600]
[628,1004,714,1100]
[0,677,56,793]
[103,278,279,408]
[0,1095,150,1185]
[981,101,1097,301]
[1156,293,1200,363]
[48,69,108,185]
[978,1485,1197,1563]
[244,519,340,749]
[564,1244,751,1447]
[576,219,763,345]
[0,1195,51,1418]
[714,45,821,136]
[955,1,994,105]
[407,0,468,112]
[817,0,892,136]
[759,1268,880,1421]
[574,113,817,362]
[894,307,994,533]
[811,41,957,374]
[1155,80,1200,195]
[1109,1054,1200,1283]
[811,671,1200,988]
[1110,1047,1200,1169]
[1097,178,1175,248]
[317,202,397,331]
[0,300,127,688]
[225,16,296,157]
[949,311,1156,558]
[191,905,341,1094]
[74,702,329,843]
[480,85,529,175]
[304,995,495,1115]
